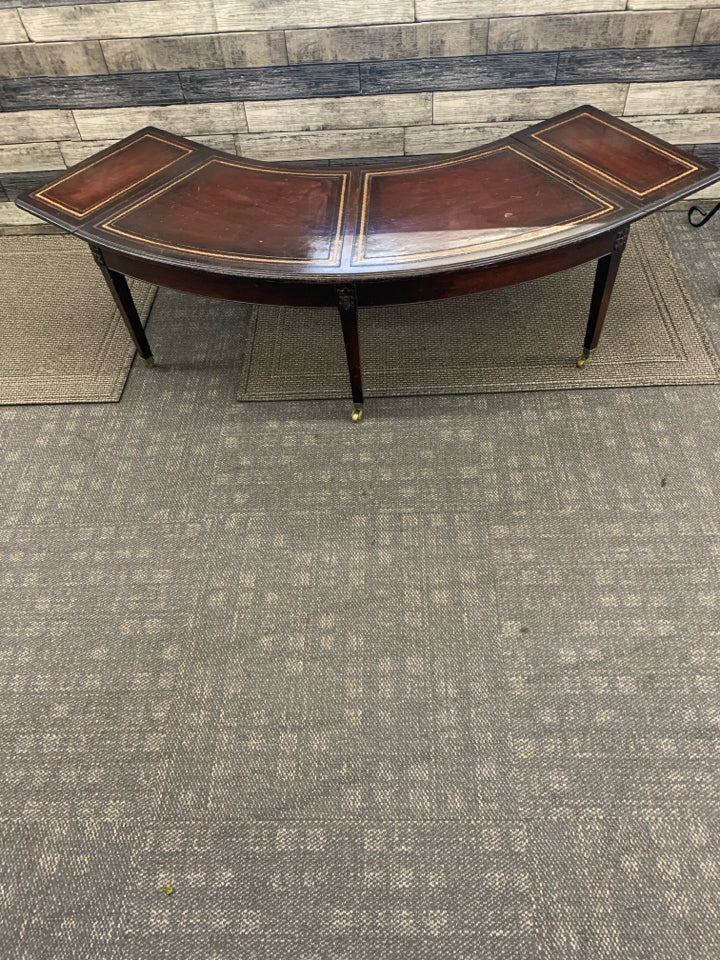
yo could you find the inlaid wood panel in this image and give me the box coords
[245,94,431,134]
[0,109,79,145]
[103,159,348,264]
[0,40,107,78]
[625,80,720,117]
[213,0,414,32]
[529,110,701,196]
[18,0,215,42]
[73,102,248,142]
[354,144,616,265]
[16,110,719,279]
[488,10,699,53]
[285,20,490,63]
[37,133,192,217]
[433,84,627,126]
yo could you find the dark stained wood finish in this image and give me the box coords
[107,159,348,264]
[16,105,720,416]
[38,134,191,217]
[524,107,705,204]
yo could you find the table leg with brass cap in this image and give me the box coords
[578,225,629,370]
[337,284,364,422]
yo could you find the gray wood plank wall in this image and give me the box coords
[1,0,719,225]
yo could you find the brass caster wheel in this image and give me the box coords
[576,348,591,370]
[351,404,364,423]
[143,354,156,368]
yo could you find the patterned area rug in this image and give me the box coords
[236,217,720,401]
[0,235,156,404]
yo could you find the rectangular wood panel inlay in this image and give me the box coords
[36,134,191,216]
[532,112,697,196]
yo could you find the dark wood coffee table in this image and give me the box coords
[18,104,719,420]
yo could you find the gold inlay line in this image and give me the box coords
[35,134,192,217]
[532,112,698,197]
[356,144,615,264]
[103,158,348,265]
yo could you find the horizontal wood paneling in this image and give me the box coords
[0,8,27,43]
[695,9,720,43]
[19,0,216,42]
[180,64,360,103]
[685,182,720,200]
[0,168,63,200]
[488,11,699,52]
[0,72,184,112]
[557,44,720,83]
[236,126,404,161]
[628,0,719,8]
[433,83,628,125]
[625,79,720,115]
[0,40,108,78]
[0,109,79,144]
[624,113,720,143]
[694,143,720,164]
[0,141,64,173]
[416,0,625,19]
[405,120,528,155]
[73,101,248,140]
[361,52,559,95]
[214,0,414,32]
[245,93,431,134]
[221,32,290,69]
[100,30,289,74]
[101,33,226,74]
[0,201,45,225]
[285,20,489,63]
[59,132,237,166]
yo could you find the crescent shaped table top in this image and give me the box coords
[16,104,720,420]
[17,104,720,286]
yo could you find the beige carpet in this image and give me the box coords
[0,235,156,404]
[237,218,720,401]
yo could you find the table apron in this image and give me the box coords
[98,229,620,310]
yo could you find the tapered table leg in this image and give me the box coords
[89,243,155,367]
[337,284,364,421]
[577,225,630,369]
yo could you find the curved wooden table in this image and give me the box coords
[18,104,720,420]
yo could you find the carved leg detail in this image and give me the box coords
[337,284,364,421]
[578,225,629,370]
[89,243,155,366]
